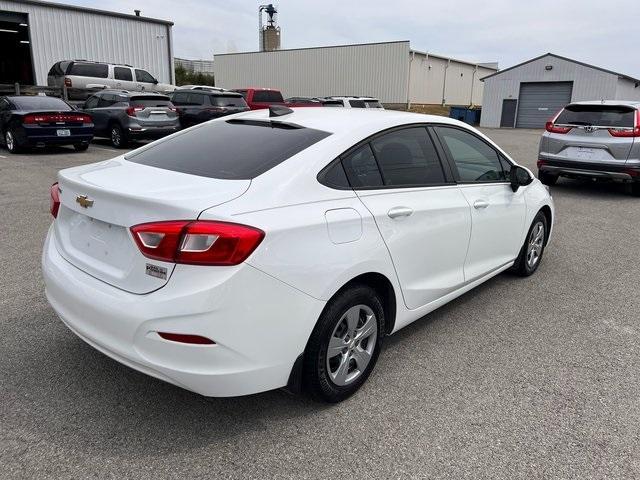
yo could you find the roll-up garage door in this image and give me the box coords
[515,82,573,128]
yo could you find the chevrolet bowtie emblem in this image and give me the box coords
[76,195,94,208]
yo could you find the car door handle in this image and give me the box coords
[388,206,413,219]
[473,200,490,209]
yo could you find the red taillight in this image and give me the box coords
[64,77,72,88]
[537,159,547,168]
[50,182,60,218]
[608,110,640,137]
[130,220,265,266]
[157,332,215,345]
[545,109,572,134]
[23,113,91,124]
[126,105,144,116]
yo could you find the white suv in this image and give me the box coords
[47,60,175,100]
[325,96,385,109]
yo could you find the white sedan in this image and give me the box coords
[42,107,554,402]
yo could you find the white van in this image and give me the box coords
[47,60,175,100]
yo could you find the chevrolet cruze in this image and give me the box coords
[43,107,554,402]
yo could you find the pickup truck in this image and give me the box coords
[231,88,321,110]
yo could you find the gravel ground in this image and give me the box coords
[1,129,639,479]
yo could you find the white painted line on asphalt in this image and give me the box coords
[0,155,7,158]
[90,146,117,152]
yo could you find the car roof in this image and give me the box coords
[230,107,462,135]
[329,96,380,101]
[173,90,242,97]
[97,89,167,97]
[567,100,640,108]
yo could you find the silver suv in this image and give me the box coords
[538,101,640,196]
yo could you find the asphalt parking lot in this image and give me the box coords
[2,128,639,479]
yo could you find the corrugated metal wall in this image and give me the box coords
[408,53,495,106]
[480,54,623,128]
[215,41,411,103]
[0,0,173,84]
[615,77,640,101]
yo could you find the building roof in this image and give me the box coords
[481,53,640,84]
[9,0,173,25]
[409,49,498,70]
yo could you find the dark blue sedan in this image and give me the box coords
[0,96,94,153]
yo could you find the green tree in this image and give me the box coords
[175,64,215,87]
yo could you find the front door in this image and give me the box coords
[341,127,471,310]
[433,125,526,281]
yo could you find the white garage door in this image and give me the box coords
[515,82,573,128]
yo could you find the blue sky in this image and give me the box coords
[65,0,640,78]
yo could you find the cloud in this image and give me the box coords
[64,0,640,78]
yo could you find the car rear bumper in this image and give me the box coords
[20,125,93,146]
[127,125,179,140]
[42,225,324,397]
[538,159,640,182]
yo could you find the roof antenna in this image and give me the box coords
[269,105,293,117]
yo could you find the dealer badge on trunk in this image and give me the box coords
[75,195,94,208]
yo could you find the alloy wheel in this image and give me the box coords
[6,131,14,151]
[526,221,545,269]
[326,304,378,386]
[111,127,121,147]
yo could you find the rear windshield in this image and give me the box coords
[68,63,109,78]
[11,96,71,110]
[125,119,331,179]
[253,90,284,103]
[129,97,172,107]
[556,105,635,127]
[210,96,247,107]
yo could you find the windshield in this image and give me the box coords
[130,97,172,107]
[556,105,635,127]
[126,119,331,179]
[11,96,71,111]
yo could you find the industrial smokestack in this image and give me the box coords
[258,4,281,52]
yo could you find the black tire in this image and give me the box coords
[5,128,21,154]
[303,284,385,403]
[510,211,548,277]
[538,170,558,186]
[631,182,640,197]
[73,143,89,152]
[109,124,128,148]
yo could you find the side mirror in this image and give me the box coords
[510,165,533,192]
[153,78,159,85]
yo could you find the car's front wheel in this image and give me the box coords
[5,128,21,154]
[538,170,558,186]
[303,284,384,403]
[511,211,548,276]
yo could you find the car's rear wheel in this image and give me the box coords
[303,284,384,403]
[110,124,127,148]
[74,142,89,152]
[5,128,21,153]
[510,211,548,276]
[538,170,557,186]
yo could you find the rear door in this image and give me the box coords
[113,66,135,91]
[82,94,113,134]
[433,125,526,281]
[544,104,636,165]
[345,126,471,309]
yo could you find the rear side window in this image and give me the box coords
[253,90,284,103]
[349,100,366,108]
[97,94,116,108]
[210,96,247,107]
[171,92,188,104]
[126,120,331,179]
[186,93,206,105]
[435,126,507,183]
[342,144,383,188]
[11,96,71,110]
[48,61,71,76]
[69,63,108,78]
[556,105,635,127]
[371,128,445,186]
[114,67,133,81]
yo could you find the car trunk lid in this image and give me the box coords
[54,159,250,294]
[128,96,178,127]
[545,105,637,165]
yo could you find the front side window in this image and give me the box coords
[341,144,383,188]
[135,69,156,83]
[114,67,133,81]
[435,126,507,183]
[126,119,331,180]
[69,63,108,78]
[370,128,445,186]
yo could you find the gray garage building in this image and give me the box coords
[0,0,174,86]
[480,53,640,128]
[215,41,498,107]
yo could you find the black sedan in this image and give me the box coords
[0,95,93,153]
[169,90,249,129]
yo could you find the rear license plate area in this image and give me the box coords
[57,129,71,137]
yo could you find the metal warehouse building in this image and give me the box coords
[214,41,498,107]
[480,53,640,128]
[0,0,174,86]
